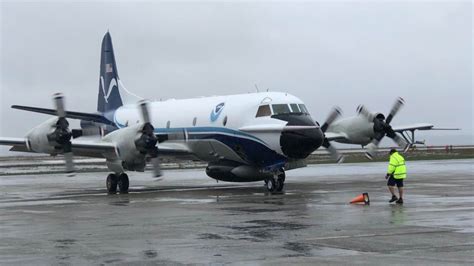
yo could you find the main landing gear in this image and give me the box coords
[265,170,286,192]
[106,173,129,194]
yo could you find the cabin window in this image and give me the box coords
[193,117,197,126]
[223,116,228,126]
[290,104,300,113]
[166,121,171,128]
[298,104,309,114]
[272,104,290,115]
[256,105,272,117]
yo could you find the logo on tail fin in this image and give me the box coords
[100,76,118,103]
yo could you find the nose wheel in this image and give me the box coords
[106,173,129,194]
[265,170,286,192]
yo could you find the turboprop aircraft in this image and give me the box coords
[0,32,346,193]
[0,32,453,193]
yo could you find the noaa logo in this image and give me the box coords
[100,76,118,103]
[210,102,225,122]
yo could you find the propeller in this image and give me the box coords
[359,97,409,159]
[321,107,344,163]
[47,93,75,174]
[134,100,162,177]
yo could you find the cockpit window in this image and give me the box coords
[256,105,272,117]
[258,103,308,117]
[298,104,309,114]
[290,104,300,113]
[272,104,291,115]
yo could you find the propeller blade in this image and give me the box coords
[64,152,76,175]
[385,97,405,124]
[384,125,409,151]
[322,139,344,163]
[150,156,162,177]
[356,105,374,121]
[63,134,75,175]
[52,93,75,174]
[321,106,342,132]
[139,100,151,124]
[53,93,66,118]
[136,101,162,177]
[365,140,380,160]
[390,134,409,152]
[326,144,344,163]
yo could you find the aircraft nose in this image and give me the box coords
[280,127,324,159]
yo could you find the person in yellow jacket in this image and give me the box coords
[386,149,407,204]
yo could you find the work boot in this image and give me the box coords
[389,195,398,203]
[396,198,404,204]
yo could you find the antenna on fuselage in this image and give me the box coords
[254,84,259,92]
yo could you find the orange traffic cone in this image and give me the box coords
[350,192,370,205]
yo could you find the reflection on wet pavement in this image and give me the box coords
[0,159,472,264]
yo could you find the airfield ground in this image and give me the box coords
[0,158,473,265]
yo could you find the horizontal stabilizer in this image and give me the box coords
[11,105,114,125]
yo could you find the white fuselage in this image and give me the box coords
[113,92,310,155]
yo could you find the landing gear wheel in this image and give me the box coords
[276,171,286,192]
[266,177,276,192]
[118,173,129,193]
[106,174,118,194]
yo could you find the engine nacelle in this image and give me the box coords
[102,124,148,172]
[206,160,272,182]
[25,117,62,154]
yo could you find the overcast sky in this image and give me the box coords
[0,0,472,155]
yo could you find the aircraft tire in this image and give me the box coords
[276,171,285,192]
[118,173,129,193]
[266,177,276,192]
[106,174,118,194]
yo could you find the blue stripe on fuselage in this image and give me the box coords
[113,113,287,169]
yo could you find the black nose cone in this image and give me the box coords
[280,128,324,159]
[272,113,324,159]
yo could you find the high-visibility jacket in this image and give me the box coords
[387,152,407,179]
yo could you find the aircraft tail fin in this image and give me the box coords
[97,32,143,114]
[97,32,124,114]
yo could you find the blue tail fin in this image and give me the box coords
[97,32,123,113]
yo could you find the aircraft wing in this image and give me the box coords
[70,141,117,157]
[157,141,192,155]
[1,136,193,158]
[324,132,348,141]
[392,123,460,132]
[72,140,194,158]
[0,137,28,146]
[11,105,114,125]
[0,137,119,158]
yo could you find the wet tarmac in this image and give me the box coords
[0,159,473,265]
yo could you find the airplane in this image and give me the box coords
[0,32,452,194]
